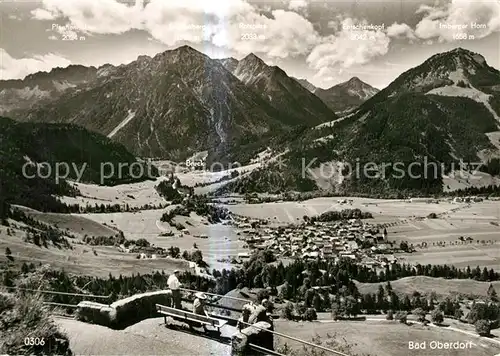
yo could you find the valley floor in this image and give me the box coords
[355,276,500,298]
[225,197,500,270]
[4,194,500,277]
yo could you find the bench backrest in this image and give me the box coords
[156,304,223,326]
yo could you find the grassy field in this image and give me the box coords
[0,224,189,278]
[385,202,500,270]
[355,276,500,297]
[14,205,119,238]
[82,209,247,271]
[59,179,167,209]
[225,197,456,223]
[274,319,500,356]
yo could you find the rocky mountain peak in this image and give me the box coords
[378,47,498,98]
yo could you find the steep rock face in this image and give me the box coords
[313,77,379,114]
[293,78,317,92]
[215,57,239,73]
[10,46,303,162]
[0,65,103,114]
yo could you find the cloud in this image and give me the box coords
[30,0,321,59]
[306,17,390,76]
[32,0,144,34]
[288,0,308,11]
[415,0,500,41]
[386,23,416,39]
[31,8,57,20]
[51,23,81,40]
[210,9,320,58]
[0,49,71,80]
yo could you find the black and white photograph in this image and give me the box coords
[1,0,500,355]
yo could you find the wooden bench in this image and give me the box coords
[156,304,228,333]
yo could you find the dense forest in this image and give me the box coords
[3,252,499,308]
[0,117,158,213]
[160,194,230,224]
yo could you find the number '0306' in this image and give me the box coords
[24,337,45,346]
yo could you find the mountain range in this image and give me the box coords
[220,48,500,195]
[218,54,336,126]
[294,76,380,114]
[3,46,340,165]
[2,46,500,196]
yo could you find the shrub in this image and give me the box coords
[386,310,394,320]
[281,302,295,320]
[412,307,426,322]
[475,320,491,336]
[0,293,72,355]
[454,308,464,320]
[395,311,408,324]
[135,238,150,247]
[257,289,271,303]
[431,309,444,325]
[331,308,340,321]
[303,308,317,321]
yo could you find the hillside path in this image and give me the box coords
[54,317,232,355]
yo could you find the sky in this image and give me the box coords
[0,0,499,89]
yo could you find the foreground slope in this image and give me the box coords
[55,317,231,356]
[1,293,72,355]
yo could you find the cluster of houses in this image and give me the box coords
[408,196,483,204]
[451,196,483,203]
[234,218,397,269]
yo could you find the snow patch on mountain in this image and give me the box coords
[307,160,345,190]
[250,148,273,164]
[447,66,469,84]
[313,134,335,144]
[97,66,114,77]
[52,80,77,92]
[426,86,500,122]
[348,86,378,100]
[314,110,363,129]
[12,86,50,100]
[107,110,136,138]
[485,131,500,153]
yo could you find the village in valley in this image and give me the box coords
[231,214,394,266]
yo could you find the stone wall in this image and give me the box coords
[231,321,273,355]
[76,290,172,329]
